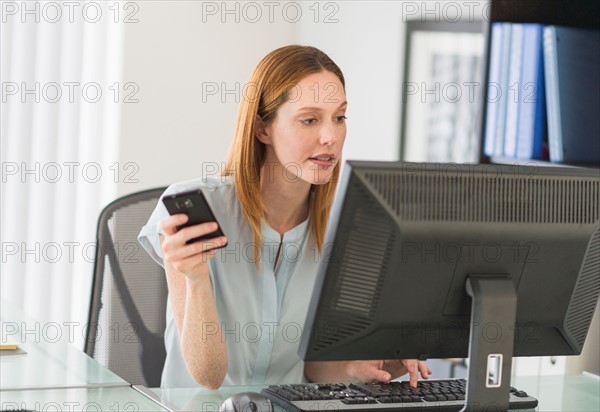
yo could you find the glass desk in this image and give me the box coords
[0,386,168,411]
[0,339,129,391]
[513,373,600,412]
[151,385,272,412]
[1,304,128,391]
[150,374,600,411]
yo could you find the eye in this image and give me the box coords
[335,115,348,123]
[301,118,317,125]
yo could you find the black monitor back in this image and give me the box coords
[299,161,600,361]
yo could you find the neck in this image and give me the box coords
[260,162,311,236]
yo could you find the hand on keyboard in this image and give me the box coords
[346,359,432,388]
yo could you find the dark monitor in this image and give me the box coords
[299,160,600,409]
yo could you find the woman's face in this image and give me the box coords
[258,70,347,186]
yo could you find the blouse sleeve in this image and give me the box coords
[137,186,174,268]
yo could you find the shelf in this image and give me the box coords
[489,157,600,170]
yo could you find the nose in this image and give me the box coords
[319,120,338,146]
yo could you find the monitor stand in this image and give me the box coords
[462,275,517,412]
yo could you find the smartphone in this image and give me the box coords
[162,189,227,247]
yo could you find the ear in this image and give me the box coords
[255,115,270,144]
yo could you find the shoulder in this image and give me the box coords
[162,175,234,197]
[163,175,239,221]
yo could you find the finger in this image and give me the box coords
[418,361,430,379]
[174,221,219,244]
[372,369,392,383]
[160,214,189,236]
[381,359,408,380]
[171,248,218,274]
[168,236,227,261]
[356,364,391,383]
[405,360,419,388]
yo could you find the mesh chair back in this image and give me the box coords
[85,187,168,387]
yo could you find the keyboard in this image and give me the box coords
[261,379,538,411]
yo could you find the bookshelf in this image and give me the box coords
[479,0,600,168]
[482,0,600,377]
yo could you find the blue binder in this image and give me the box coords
[516,24,546,160]
[544,26,600,164]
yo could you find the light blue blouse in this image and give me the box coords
[138,176,320,388]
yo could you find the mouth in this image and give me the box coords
[309,155,336,168]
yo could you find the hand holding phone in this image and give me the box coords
[162,190,227,248]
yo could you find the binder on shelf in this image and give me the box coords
[484,23,505,157]
[503,24,524,158]
[484,23,512,158]
[543,26,600,164]
[494,24,512,158]
[516,24,546,160]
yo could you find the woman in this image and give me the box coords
[139,45,431,389]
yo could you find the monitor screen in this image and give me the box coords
[299,161,600,362]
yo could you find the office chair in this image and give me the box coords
[85,187,168,387]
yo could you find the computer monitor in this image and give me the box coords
[299,160,600,410]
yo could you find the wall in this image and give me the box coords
[295,1,405,163]
[118,1,492,194]
[117,1,296,194]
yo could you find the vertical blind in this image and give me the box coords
[1,1,124,349]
